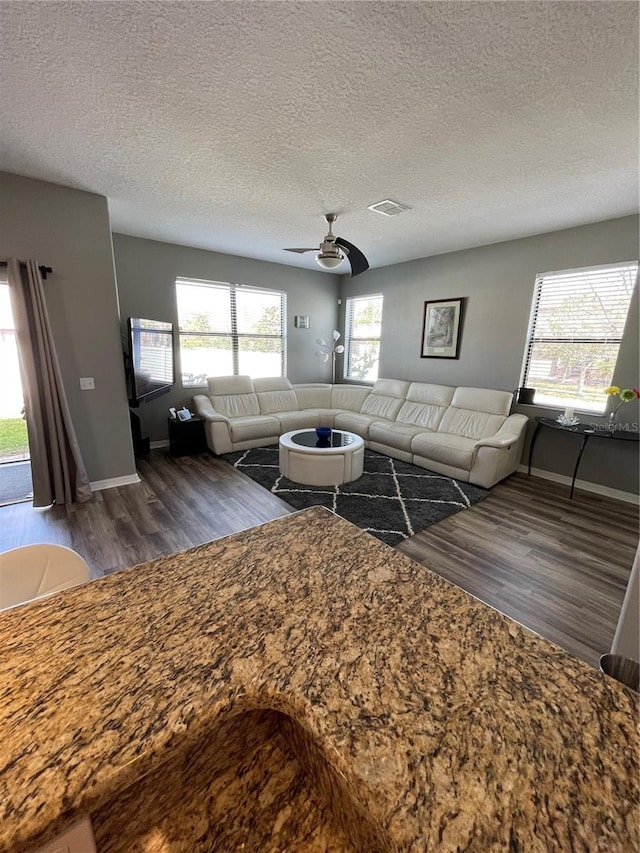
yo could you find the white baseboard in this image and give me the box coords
[150,440,170,449]
[518,464,639,505]
[90,473,141,491]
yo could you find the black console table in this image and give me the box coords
[528,417,639,499]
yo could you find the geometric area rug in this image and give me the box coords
[224,446,489,547]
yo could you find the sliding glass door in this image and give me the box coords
[0,276,32,505]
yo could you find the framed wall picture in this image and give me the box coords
[421,297,464,359]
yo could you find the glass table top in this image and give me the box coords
[535,417,639,442]
[290,430,355,449]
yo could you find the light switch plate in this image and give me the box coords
[79,377,95,390]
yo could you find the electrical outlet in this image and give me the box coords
[79,377,95,390]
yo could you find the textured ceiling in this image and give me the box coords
[1,1,638,271]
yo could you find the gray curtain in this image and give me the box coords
[7,259,92,506]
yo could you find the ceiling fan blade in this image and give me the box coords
[283,247,318,254]
[335,237,369,277]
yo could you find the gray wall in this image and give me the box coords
[340,216,640,495]
[113,234,339,441]
[0,172,136,483]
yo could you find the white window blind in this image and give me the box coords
[176,278,287,384]
[344,294,383,382]
[521,261,637,412]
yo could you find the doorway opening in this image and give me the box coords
[0,277,32,506]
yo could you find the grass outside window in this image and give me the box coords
[0,418,29,459]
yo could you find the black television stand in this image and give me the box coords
[129,408,150,459]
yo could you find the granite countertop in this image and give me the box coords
[0,507,637,852]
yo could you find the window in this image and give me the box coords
[344,294,383,382]
[176,278,287,384]
[521,262,637,412]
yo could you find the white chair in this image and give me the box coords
[0,543,91,610]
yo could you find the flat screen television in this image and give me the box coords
[127,317,175,405]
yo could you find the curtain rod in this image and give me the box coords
[0,260,53,280]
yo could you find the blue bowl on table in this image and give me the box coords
[315,426,332,440]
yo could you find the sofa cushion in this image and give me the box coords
[369,420,430,453]
[274,410,319,432]
[360,378,409,420]
[207,375,254,396]
[411,432,476,470]
[294,384,333,409]
[211,392,260,418]
[396,383,455,431]
[207,375,260,418]
[334,411,381,439]
[437,387,512,440]
[330,385,371,412]
[438,408,506,441]
[449,387,513,416]
[301,409,339,427]
[229,415,281,443]
[254,377,299,415]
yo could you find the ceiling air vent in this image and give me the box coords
[367,199,411,217]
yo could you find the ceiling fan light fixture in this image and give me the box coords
[284,213,369,276]
[315,254,345,269]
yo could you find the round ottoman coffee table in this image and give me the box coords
[279,429,364,486]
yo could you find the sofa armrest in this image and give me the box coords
[193,395,230,424]
[473,414,529,450]
[469,415,529,487]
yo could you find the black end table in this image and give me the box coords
[528,417,639,498]
[168,417,208,457]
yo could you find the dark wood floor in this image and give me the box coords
[0,451,291,575]
[1,450,637,668]
[397,473,638,667]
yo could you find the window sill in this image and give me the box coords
[341,378,375,386]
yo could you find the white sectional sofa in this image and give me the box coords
[193,376,528,488]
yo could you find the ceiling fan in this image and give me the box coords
[284,213,369,277]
